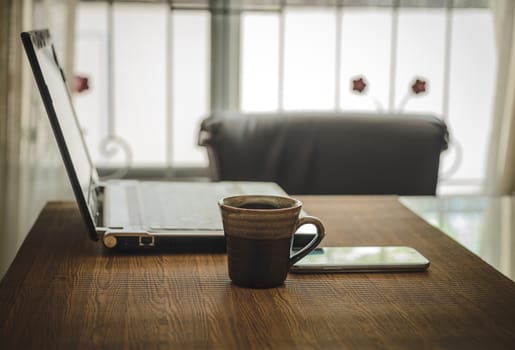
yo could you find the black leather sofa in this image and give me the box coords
[199,111,449,195]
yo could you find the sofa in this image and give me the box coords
[199,111,449,195]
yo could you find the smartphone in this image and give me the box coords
[291,246,430,273]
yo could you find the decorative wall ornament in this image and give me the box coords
[349,74,461,180]
[351,76,367,94]
[73,75,90,93]
[98,136,133,179]
[398,76,429,112]
[438,137,463,180]
[350,75,384,111]
[71,71,133,178]
[411,78,427,95]
[350,75,430,112]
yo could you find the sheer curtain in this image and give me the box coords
[485,0,515,195]
[0,0,23,279]
[0,0,76,279]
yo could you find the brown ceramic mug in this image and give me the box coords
[219,195,325,288]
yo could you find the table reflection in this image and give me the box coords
[400,195,515,281]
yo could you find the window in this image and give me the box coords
[75,1,494,193]
[75,2,210,168]
[240,3,495,194]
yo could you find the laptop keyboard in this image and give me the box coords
[105,181,285,230]
[137,182,229,230]
[125,184,143,226]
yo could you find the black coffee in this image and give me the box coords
[238,202,280,210]
[226,235,291,288]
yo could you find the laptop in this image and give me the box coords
[21,29,295,251]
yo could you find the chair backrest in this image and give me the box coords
[199,111,449,195]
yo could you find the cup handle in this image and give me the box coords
[289,216,325,265]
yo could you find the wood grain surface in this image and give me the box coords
[1,196,514,349]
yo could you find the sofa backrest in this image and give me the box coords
[199,111,449,195]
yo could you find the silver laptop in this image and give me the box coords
[21,29,290,251]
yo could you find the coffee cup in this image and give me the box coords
[219,195,325,288]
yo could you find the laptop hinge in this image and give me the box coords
[93,184,105,227]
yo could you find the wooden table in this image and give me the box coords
[1,196,514,349]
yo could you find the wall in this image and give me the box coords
[0,0,76,280]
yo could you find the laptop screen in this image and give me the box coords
[21,30,99,240]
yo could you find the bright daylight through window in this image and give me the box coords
[74,1,494,194]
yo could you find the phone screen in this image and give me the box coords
[292,246,430,273]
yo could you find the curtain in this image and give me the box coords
[0,0,77,279]
[485,0,515,195]
[0,0,27,279]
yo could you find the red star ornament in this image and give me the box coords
[352,77,367,94]
[412,79,427,94]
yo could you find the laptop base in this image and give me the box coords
[103,233,317,253]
